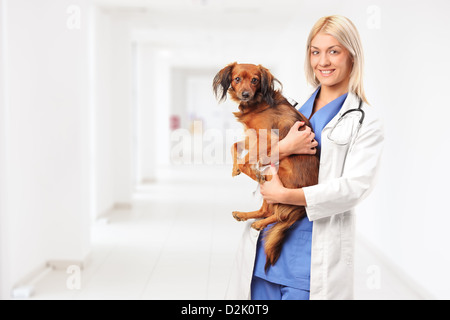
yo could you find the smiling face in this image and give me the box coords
[310,33,353,91]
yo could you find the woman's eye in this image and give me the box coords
[311,51,319,55]
[251,78,258,84]
[330,50,339,55]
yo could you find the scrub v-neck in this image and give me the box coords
[299,87,348,153]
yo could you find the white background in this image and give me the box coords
[1,0,449,299]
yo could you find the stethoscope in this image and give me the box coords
[289,95,365,146]
[289,96,365,125]
[337,98,365,127]
[326,97,365,145]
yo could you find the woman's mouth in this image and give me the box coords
[319,69,335,77]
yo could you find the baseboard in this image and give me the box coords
[95,202,133,224]
[11,263,52,299]
[141,178,157,184]
[47,257,90,271]
[113,202,132,210]
[11,252,91,299]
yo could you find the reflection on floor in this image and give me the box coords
[27,165,424,300]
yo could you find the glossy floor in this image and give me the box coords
[27,165,424,300]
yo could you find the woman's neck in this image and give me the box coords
[317,81,349,104]
[313,80,349,115]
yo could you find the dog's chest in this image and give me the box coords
[234,108,274,132]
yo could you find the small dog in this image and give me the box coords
[213,62,319,269]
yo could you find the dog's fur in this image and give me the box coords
[213,62,320,270]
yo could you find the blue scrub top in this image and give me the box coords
[253,87,348,290]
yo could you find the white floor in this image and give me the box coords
[27,165,424,300]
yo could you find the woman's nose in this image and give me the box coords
[319,54,331,67]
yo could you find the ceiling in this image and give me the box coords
[92,0,345,67]
[93,0,307,34]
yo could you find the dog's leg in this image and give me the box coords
[239,163,259,181]
[251,214,278,231]
[232,140,250,177]
[232,201,272,222]
[231,139,261,181]
[231,141,242,177]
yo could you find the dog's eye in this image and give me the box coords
[235,77,241,83]
[251,78,259,84]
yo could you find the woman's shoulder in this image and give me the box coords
[360,101,385,138]
[348,91,383,125]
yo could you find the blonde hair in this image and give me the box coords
[305,15,368,104]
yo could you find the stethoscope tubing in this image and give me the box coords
[339,98,365,125]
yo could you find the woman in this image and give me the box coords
[226,15,384,300]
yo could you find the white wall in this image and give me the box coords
[0,0,92,298]
[108,14,134,205]
[94,9,135,214]
[136,44,158,182]
[352,0,450,299]
[0,0,9,299]
[93,7,115,217]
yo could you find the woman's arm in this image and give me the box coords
[261,111,384,221]
[277,121,318,160]
[260,165,307,206]
[303,114,384,221]
[262,121,318,204]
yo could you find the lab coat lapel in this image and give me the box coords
[323,92,360,131]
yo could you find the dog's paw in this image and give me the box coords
[232,168,241,177]
[251,221,266,231]
[232,211,245,222]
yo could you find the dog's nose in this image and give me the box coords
[242,92,250,99]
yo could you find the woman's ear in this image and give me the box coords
[259,65,277,107]
[213,62,237,103]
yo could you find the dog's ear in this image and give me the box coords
[213,62,236,103]
[259,65,282,107]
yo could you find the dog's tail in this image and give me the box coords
[263,205,306,272]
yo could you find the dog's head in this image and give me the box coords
[213,62,281,107]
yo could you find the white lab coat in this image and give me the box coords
[225,92,385,300]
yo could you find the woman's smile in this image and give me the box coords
[319,69,336,77]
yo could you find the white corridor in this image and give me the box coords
[27,166,423,300]
[2,0,449,300]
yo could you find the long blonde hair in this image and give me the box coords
[305,15,368,104]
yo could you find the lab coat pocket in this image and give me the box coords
[291,231,313,279]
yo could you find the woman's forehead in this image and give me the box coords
[311,33,342,48]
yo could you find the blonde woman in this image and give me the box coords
[226,15,384,300]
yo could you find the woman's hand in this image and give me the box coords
[260,164,309,207]
[279,121,318,159]
[260,165,287,204]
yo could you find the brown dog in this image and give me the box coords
[213,62,319,270]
